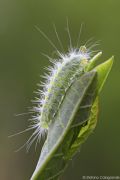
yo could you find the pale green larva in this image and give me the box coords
[33,46,93,130]
[18,25,101,152]
[10,24,100,153]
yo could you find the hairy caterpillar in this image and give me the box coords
[29,24,100,149]
[35,46,90,129]
[11,23,100,152]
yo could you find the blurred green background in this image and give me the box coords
[0,0,120,179]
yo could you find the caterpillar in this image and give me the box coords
[11,23,100,152]
[34,46,91,130]
[29,24,100,150]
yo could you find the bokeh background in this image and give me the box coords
[0,0,120,179]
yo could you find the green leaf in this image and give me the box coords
[31,71,97,180]
[65,97,99,160]
[86,51,102,71]
[31,56,113,180]
[94,56,114,92]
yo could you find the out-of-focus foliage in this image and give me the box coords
[0,0,119,179]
